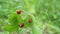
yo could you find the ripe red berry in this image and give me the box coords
[16,10,21,14]
[19,23,24,28]
[28,19,31,23]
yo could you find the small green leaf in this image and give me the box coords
[2,25,18,32]
[8,13,22,25]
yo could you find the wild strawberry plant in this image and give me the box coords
[0,0,60,34]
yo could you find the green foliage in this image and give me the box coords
[3,25,18,32]
[0,0,60,34]
[8,13,22,25]
[24,15,33,28]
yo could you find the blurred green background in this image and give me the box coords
[0,0,60,34]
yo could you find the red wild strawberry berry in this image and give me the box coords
[28,19,31,23]
[16,10,21,14]
[19,23,24,28]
